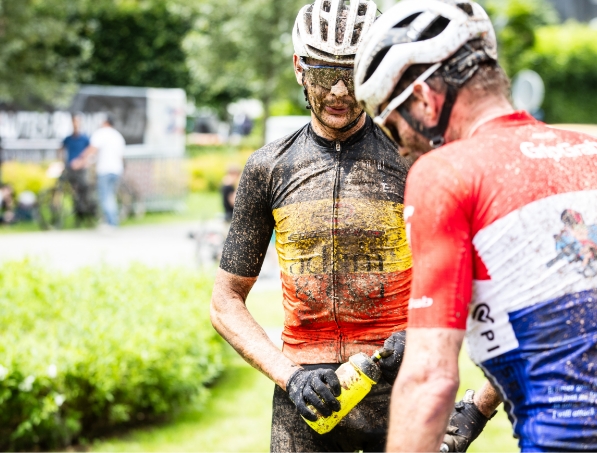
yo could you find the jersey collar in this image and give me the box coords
[308,115,372,149]
[473,111,539,137]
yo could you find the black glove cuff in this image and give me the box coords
[286,367,304,391]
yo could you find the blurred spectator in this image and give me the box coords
[15,191,36,222]
[229,113,254,145]
[0,184,15,224]
[60,113,94,217]
[73,113,125,229]
[221,165,241,222]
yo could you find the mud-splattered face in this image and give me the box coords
[385,109,433,165]
[298,57,362,131]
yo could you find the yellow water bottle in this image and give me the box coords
[302,351,383,434]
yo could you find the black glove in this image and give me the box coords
[440,390,496,452]
[286,368,341,422]
[377,331,406,385]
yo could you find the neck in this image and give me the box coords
[446,93,514,143]
[310,112,366,142]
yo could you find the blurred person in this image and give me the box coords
[355,0,597,451]
[73,114,125,228]
[59,113,94,218]
[221,165,241,222]
[211,1,496,451]
[0,183,15,224]
[14,191,36,222]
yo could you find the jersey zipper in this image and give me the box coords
[331,141,342,361]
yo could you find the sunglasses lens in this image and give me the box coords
[304,67,354,91]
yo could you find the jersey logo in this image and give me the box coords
[548,209,597,278]
[408,296,433,309]
[520,140,597,162]
[472,303,495,323]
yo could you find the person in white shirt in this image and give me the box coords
[72,113,125,227]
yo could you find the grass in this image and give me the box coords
[91,287,519,452]
[92,354,274,453]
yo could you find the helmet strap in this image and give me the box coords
[397,84,458,149]
[302,71,312,110]
[338,110,365,133]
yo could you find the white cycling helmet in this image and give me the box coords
[355,0,497,123]
[293,0,378,64]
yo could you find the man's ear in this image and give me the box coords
[293,54,304,86]
[411,81,443,126]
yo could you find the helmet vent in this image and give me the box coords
[363,47,390,83]
[336,10,348,44]
[321,18,329,41]
[419,16,450,40]
[456,3,474,16]
[323,1,331,13]
[306,6,313,34]
[351,22,363,45]
[394,13,422,29]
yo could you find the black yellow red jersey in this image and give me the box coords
[220,116,412,364]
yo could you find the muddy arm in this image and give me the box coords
[210,268,301,390]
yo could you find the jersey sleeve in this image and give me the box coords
[219,153,275,278]
[404,154,473,329]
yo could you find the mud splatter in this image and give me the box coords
[220,117,411,364]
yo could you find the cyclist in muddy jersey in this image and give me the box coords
[355,1,597,451]
[212,2,412,451]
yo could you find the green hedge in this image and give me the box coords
[186,149,253,193]
[0,261,223,451]
[520,23,597,124]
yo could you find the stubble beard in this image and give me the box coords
[306,84,362,132]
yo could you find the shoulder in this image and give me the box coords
[406,147,470,206]
[369,120,399,151]
[245,124,309,170]
[367,120,411,171]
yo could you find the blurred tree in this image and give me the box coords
[481,0,558,75]
[481,0,597,123]
[0,0,91,108]
[185,0,309,121]
[520,22,597,123]
[80,0,195,90]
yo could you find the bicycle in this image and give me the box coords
[37,166,141,230]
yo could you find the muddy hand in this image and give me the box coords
[441,390,495,451]
[286,368,341,422]
[377,331,406,385]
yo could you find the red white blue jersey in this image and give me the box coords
[405,112,597,451]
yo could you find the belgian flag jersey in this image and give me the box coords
[220,116,412,364]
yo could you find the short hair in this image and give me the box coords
[104,113,115,126]
[392,60,511,109]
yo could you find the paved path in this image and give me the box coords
[0,222,200,271]
[0,222,282,291]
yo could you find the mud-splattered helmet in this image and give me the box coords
[293,0,378,65]
[354,0,497,146]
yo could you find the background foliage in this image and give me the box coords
[0,0,91,108]
[483,0,597,123]
[0,261,223,451]
[184,0,309,120]
[79,2,194,90]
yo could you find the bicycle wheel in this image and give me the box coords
[117,182,141,222]
[36,184,77,230]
